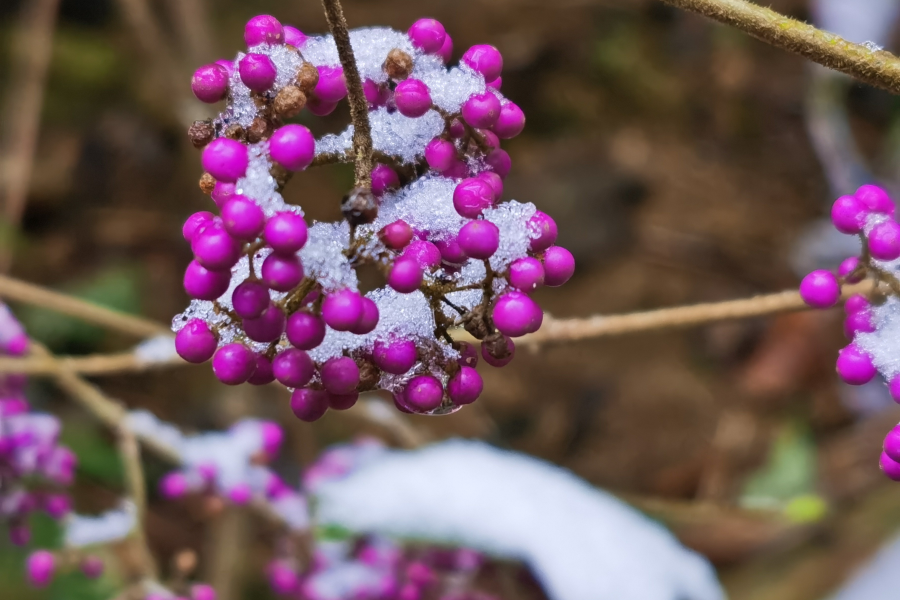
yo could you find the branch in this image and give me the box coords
[0,273,169,339]
[117,423,158,579]
[658,0,900,95]
[0,348,186,375]
[320,0,374,187]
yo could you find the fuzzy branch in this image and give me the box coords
[320,0,374,187]
[659,0,900,95]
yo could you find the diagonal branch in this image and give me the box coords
[659,0,900,95]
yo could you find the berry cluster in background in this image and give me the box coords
[798,184,900,482]
[174,15,574,419]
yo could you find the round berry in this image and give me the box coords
[800,271,840,309]
[486,148,511,178]
[183,211,215,242]
[885,425,900,461]
[844,310,874,339]
[248,354,275,385]
[880,452,900,482]
[403,240,442,270]
[437,34,454,63]
[211,181,236,207]
[404,375,443,411]
[26,550,55,588]
[159,472,188,499]
[476,171,503,202]
[306,96,338,116]
[509,257,545,292]
[425,138,457,172]
[244,15,284,46]
[528,211,557,251]
[264,211,308,254]
[481,336,515,367]
[322,289,364,331]
[184,260,230,300]
[458,220,500,259]
[80,556,104,580]
[435,236,467,265]
[261,253,304,292]
[269,125,316,171]
[868,220,900,260]
[493,102,525,139]
[191,224,241,271]
[327,391,359,410]
[313,66,347,102]
[321,357,360,394]
[286,311,326,350]
[835,344,877,385]
[212,343,257,385]
[243,304,286,343]
[372,164,400,196]
[408,18,446,54]
[388,258,424,293]
[221,196,265,240]
[890,376,900,403]
[448,366,483,406]
[191,584,216,600]
[192,64,229,103]
[272,349,314,388]
[856,184,895,216]
[831,195,867,234]
[373,339,417,374]
[838,256,864,283]
[492,291,543,337]
[350,297,379,334]
[462,92,501,128]
[462,45,503,82]
[175,319,217,363]
[202,138,248,182]
[284,26,307,48]
[845,293,870,314]
[381,220,413,249]
[232,280,270,319]
[543,246,575,287]
[394,79,432,118]
[487,76,502,89]
[239,53,277,92]
[453,178,494,218]
[290,388,329,422]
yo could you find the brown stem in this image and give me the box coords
[659,0,900,95]
[321,0,374,187]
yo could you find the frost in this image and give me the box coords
[134,334,178,363]
[65,502,136,547]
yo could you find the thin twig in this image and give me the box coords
[0,349,186,375]
[0,0,61,273]
[0,273,169,339]
[117,423,158,579]
[659,0,900,95]
[321,0,374,187]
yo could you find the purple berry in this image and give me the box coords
[408,18,446,54]
[191,224,241,271]
[458,220,500,259]
[269,125,316,171]
[307,96,338,115]
[243,304,286,343]
[261,253,304,292]
[486,148,511,178]
[831,195,867,234]
[364,79,389,107]
[889,376,900,403]
[844,310,874,339]
[215,59,234,76]
[835,344,877,385]
[372,164,400,196]
[404,375,443,412]
[394,79,432,118]
[462,45,503,82]
[273,349,314,388]
[462,92,501,128]
[192,64,229,103]
[856,184,895,216]
[476,171,503,202]
[487,76,502,89]
[481,337,515,368]
[845,293,869,314]
[221,195,265,240]
[80,556,104,580]
[388,258,424,293]
[453,178,494,218]
[404,240,442,269]
[26,550,55,588]
[239,53,277,92]
[159,472,188,499]
[492,291,543,337]
[381,220,413,249]
[838,256,864,283]
[456,341,479,368]
[447,366,483,406]
[247,354,275,385]
[264,211,308,254]
[373,339,417,374]
[268,562,300,595]
[438,34,453,63]
[327,391,359,410]
[211,181,236,207]
[479,129,500,149]
[290,388,329,422]
[321,357,360,394]
[191,584,217,600]
[9,525,30,546]
[493,102,525,139]
[509,257,545,292]
[435,236,467,265]
[314,66,347,102]
[212,343,257,385]
[880,452,900,481]
[868,220,900,260]
[228,483,252,504]
[183,211,215,242]
[202,138,248,182]
[350,297,379,334]
[543,246,575,287]
[184,260,230,300]
[175,319,218,363]
[43,494,70,519]
[244,15,284,46]
[884,425,900,461]
[425,138,457,172]
[284,26,307,48]
[528,211,557,251]
[322,289,364,331]
[286,311,326,350]
[232,280,270,319]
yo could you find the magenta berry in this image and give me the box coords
[272,349,314,388]
[880,452,900,481]
[264,211,308,254]
[835,344,877,385]
[290,388,329,422]
[476,171,503,202]
[192,224,241,271]
[404,240,442,270]
[458,220,500,259]
[248,354,275,385]
[528,211,558,251]
[425,138,457,172]
[856,184,894,216]
[321,357,360,394]
[408,18,446,54]
[261,253,305,292]
[543,246,575,287]
[43,494,71,519]
[845,293,869,314]
[493,102,525,139]
[191,64,229,103]
[838,256,863,283]
[509,257,545,292]
[232,280,270,319]
[462,45,503,81]
[453,178,494,218]
[269,125,316,171]
[394,79,433,118]
[159,472,188,499]
[844,310,875,339]
[372,164,400,196]
[243,304,286,343]
[868,220,900,260]
[26,550,55,588]
[884,425,900,461]
[447,366,483,406]
[438,34,454,63]
[487,76,502,89]
[239,53,277,92]
[229,483,252,504]
[80,556,104,580]
[830,195,867,234]
[890,376,900,403]
[404,375,443,411]
[183,211,215,242]
[462,92,501,129]
[202,138,248,182]
[492,291,543,337]
[381,220,413,249]
[307,96,338,116]
[175,319,218,363]
[314,66,347,102]
[221,196,265,240]
[388,258,424,293]
[322,289,364,331]
[211,181,236,207]
[244,15,284,46]
[481,337,515,367]
[191,584,217,600]
[284,26,306,48]
[286,311,326,350]
[328,391,359,410]
[184,260,230,300]
[373,339,417,374]
[350,297,379,334]
[212,343,257,385]
[486,148,512,178]
[435,236,467,265]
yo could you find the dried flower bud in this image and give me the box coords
[274,86,307,118]
[341,187,378,226]
[484,331,512,360]
[188,120,215,148]
[296,62,319,93]
[357,359,380,391]
[247,117,271,144]
[199,172,216,194]
[384,49,414,80]
[224,124,245,140]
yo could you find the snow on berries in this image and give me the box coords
[799,183,900,482]
[174,14,574,418]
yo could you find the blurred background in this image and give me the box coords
[2,0,900,598]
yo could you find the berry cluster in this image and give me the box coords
[798,184,900,481]
[174,15,574,418]
[0,303,77,547]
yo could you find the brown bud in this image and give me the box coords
[341,187,378,226]
[274,85,307,118]
[247,117,271,144]
[198,172,216,194]
[224,124,245,140]
[296,62,319,93]
[173,549,198,575]
[358,360,381,392]
[384,49,414,80]
[484,331,512,360]
[188,120,215,148]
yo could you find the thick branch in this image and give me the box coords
[659,0,900,95]
[321,0,374,187]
